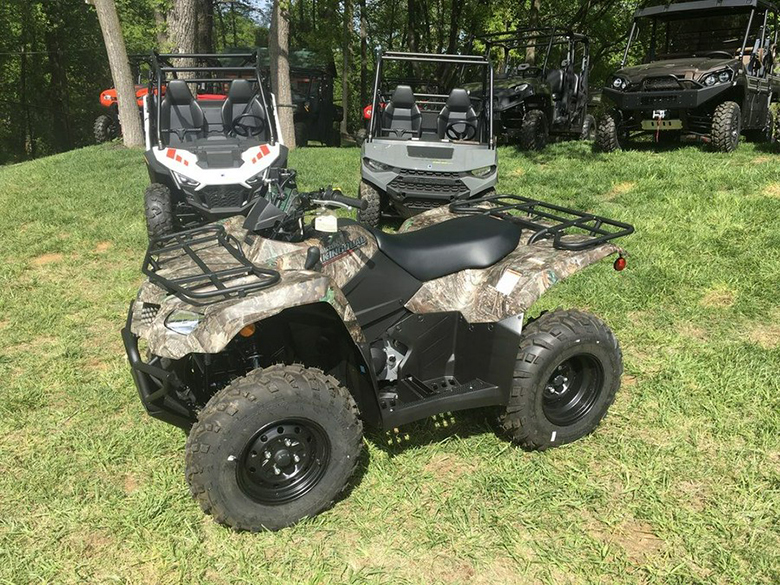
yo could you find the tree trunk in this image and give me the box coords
[270,0,296,148]
[154,8,168,49]
[43,2,73,151]
[168,0,197,53]
[195,0,214,53]
[359,0,367,108]
[90,0,144,147]
[526,0,542,65]
[341,0,351,135]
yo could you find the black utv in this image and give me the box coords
[597,0,780,153]
[290,67,343,147]
[474,28,595,150]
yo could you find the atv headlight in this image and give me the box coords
[364,158,391,172]
[718,70,732,83]
[172,171,200,188]
[471,166,495,178]
[610,76,629,91]
[512,83,529,93]
[164,310,204,335]
[702,70,732,87]
[703,74,717,87]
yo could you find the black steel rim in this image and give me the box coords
[542,354,603,426]
[236,418,330,505]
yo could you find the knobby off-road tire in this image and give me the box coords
[357,181,382,227]
[294,122,308,147]
[185,364,363,532]
[711,101,742,153]
[500,309,623,450]
[144,183,175,241]
[595,113,623,152]
[94,115,118,143]
[519,109,549,151]
[580,114,596,141]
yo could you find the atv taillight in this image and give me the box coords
[363,105,372,119]
[613,256,627,271]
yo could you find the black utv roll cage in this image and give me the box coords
[477,28,590,77]
[366,50,495,147]
[148,52,278,148]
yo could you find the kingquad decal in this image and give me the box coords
[321,235,368,266]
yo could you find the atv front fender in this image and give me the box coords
[132,271,364,360]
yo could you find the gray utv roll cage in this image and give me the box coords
[366,51,496,148]
[148,52,279,149]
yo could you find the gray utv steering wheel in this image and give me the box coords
[446,122,477,141]
[232,114,266,137]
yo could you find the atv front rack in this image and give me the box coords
[143,225,280,306]
[450,194,634,251]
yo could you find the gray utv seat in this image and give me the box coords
[369,216,522,282]
[160,80,206,145]
[546,69,565,99]
[437,89,478,139]
[222,79,268,139]
[382,85,422,138]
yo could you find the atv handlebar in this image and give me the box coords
[307,188,369,211]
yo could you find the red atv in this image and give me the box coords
[93,85,148,143]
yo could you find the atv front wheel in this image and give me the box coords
[94,115,118,143]
[357,181,382,227]
[185,365,363,531]
[500,309,622,450]
[144,183,175,241]
[595,113,624,152]
[711,101,741,152]
[519,110,549,151]
[580,114,596,141]
[294,122,308,148]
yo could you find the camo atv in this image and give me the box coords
[122,179,634,531]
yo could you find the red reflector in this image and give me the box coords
[175,155,182,163]
[614,256,627,271]
[166,148,176,159]
[259,145,270,156]
[363,105,372,119]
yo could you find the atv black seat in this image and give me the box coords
[369,216,521,281]
[222,79,268,139]
[437,89,478,140]
[382,85,422,138]
[546,69,565,98]
[161,80,206,145]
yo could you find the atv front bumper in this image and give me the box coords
[121,304,194,430]
[603,83,730,111]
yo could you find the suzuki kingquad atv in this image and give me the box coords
[473,29,595,150]
[121,171,634,531]
[358,51,498,227]
[597,0,780,153]
[142,52,288,240]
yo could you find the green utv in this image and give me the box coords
[598,0,780,153]
[471,28,595,150]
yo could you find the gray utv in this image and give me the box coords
[597,0,780,153]
[358,51,498,227]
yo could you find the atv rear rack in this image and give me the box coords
[450,194,634,251]
[143,225,280,306]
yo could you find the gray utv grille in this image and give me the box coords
[198,185,249,209]
[388,170,468,200]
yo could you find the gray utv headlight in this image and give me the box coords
[172,171,200,188]
[611,77,628,91]
[512,83,529,93]
[718,70,732,83]
[364,158,392,172]
[164,310,204,335]
[471,166,495,178]
[702,70,732,87]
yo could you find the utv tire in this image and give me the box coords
[144,183,175,241]
[595,113,623,152]
[500,309,622,450]
[294,122,308,147]
[185,365,363,532]
[357,181,381,227]
[519,109,549,151]
[580,114,596,141]
[711,101,741,152]
[94,115,118,143]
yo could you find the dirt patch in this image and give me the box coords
[699,286,736,309]
[677,322,709,342]
[508,167,525,178]
[587,515,664,564]
[86,356,111,372]
[31,252,64,266]
[423,453,478,480]
[123,474,140,494]
[674,479,708,512]
[621,374,638,388]
[95,241,112,253]
[745,322,780,349]
[605,181,636,200]
[753,156,772,164]
[764,183,780,198]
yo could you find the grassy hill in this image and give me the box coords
[0,141,778,583]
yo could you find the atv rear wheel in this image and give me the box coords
[357,181,382,227]
[294,122,308,147]
[519,109,549,151]
[94,115,118,143]
[185,365,363,531]
[595,113,624,152]
[580,114,596,141]
[711,101,741,152]
[144,183,175,241]
[500,309,622,450]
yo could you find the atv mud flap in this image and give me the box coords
[122,304,194,430]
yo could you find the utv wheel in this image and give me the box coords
[500,309,622,450]
[185,365,363,532]
[357,181,381,227]
[144,183,175,241]
[294,122,308,147]
[94,115,118,143]
[580,114,596,141]
[711,101,741,152]
[595,113,623,152]
[519,109,549,151]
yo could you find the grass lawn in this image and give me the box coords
[0,140,778,584]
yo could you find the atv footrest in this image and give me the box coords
[143,224,281,305]
[381,377,503,429]
[450,194,634,251]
